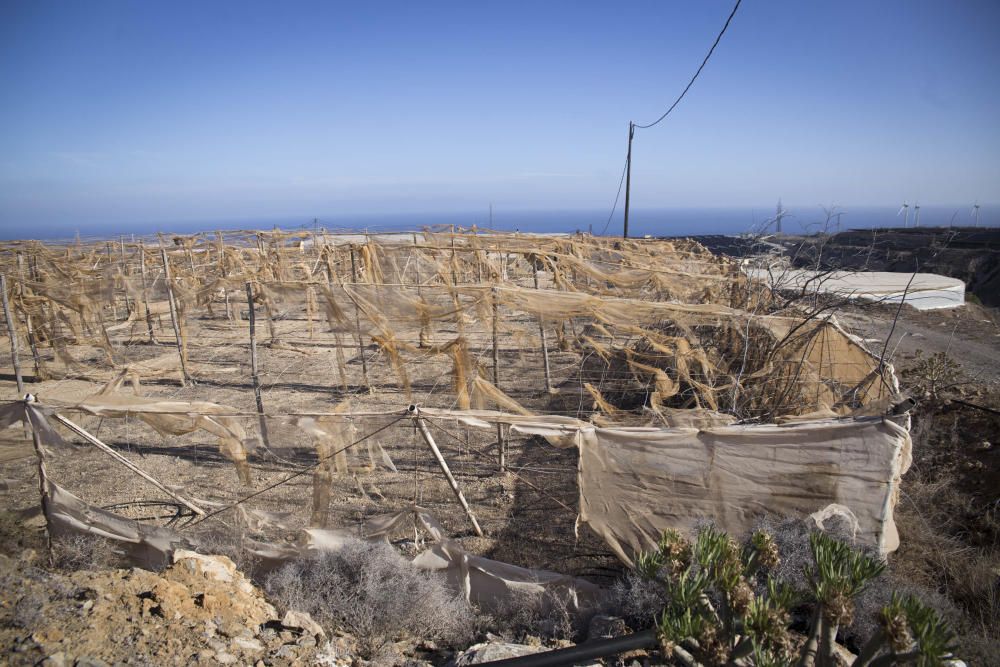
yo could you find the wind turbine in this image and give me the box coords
[897,202,910,228]
[972,202,981,227]
[913,203,921,227]
[774,199,789,235]
[833,211,846,233]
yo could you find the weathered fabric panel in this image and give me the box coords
[578,416,911,565]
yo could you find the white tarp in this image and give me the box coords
[748,268,965,310]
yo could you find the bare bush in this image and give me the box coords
[52,533,122,572]
[904,350,965,399]
[489,587,582,642]
[606,569,669,630]
[192,528,262,578]
[264,538,476,660]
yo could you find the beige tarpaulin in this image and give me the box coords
[576,415,912,565]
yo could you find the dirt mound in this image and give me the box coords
[0,550,355,666]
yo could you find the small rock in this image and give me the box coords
[282,609,326,639]
[232,637,264,653]
[214,652,238,665]
[274,644,298,659]
[297,635,317,649]
[42,654,67,667]
[207,638,227,654]
[451,641,544,665]
[74,658,109,667]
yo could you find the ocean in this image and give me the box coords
[4,205,997,242]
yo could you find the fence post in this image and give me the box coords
[492,287,505,470]
[24,396,53,563]
[532,269,553,392]
[138,241,158,343]
[415,415,484,537]
[245,282,271,450]
[1,275,25,395]
[159,248,191,386]
[119,235,132,315]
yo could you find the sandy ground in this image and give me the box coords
[0,287,621,584]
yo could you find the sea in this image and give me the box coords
[4,205,997,242]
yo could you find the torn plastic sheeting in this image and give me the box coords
[46,479,190,570]
[412,539,601,613]
[417,407,586,440]
[42,481,599,613]
[0,400,68,456]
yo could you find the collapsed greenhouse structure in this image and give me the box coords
[0,229,911,610]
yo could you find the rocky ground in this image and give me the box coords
[0,548,348,666]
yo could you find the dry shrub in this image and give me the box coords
[894,474,1000,652]
[488,587,581,642]
[52,533,122,572]
[264,538,476,660]
[606,569,669,630]
[191,528,262,578]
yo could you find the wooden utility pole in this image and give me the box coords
[623,121,635,239]
[245,282,271,450]
[1,275,25,395]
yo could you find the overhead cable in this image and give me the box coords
[633,0,742,130]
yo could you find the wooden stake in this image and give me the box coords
[52,412,205,516]
[349,289,371,392]
[24,397,54,563]
[350,244,359,283]
[18,288,43,380]
[492,287,505,470]
[138,241,158,343]
[1,275,25,395]
[119,236,132,315]
[245,282,271,449]
[533,269,553,392]
[159,248,191,386]
[415,415,483,537]
[450,227,458,286]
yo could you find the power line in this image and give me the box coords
[600,155,629,236]
[633,0,743,130]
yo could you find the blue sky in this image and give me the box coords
[1,0,998,233]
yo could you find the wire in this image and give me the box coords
[600,155,630,236]
[633,0,743,130]
[182,413,406,528]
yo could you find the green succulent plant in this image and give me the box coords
[635,526,959,667]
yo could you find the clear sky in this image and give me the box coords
[1,0,998,232]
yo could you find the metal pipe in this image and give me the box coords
[476,628,658,667]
